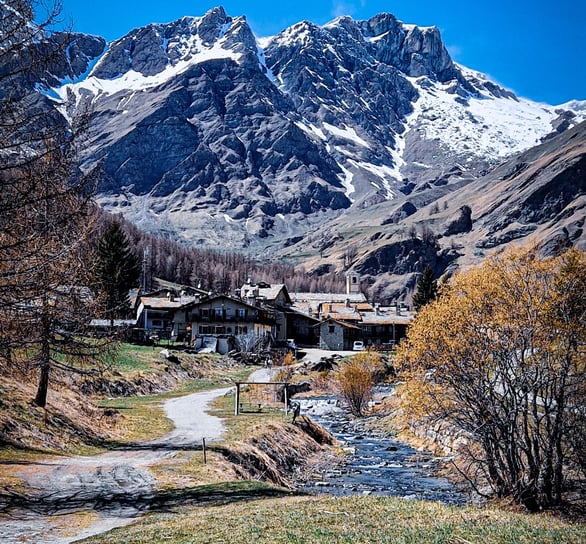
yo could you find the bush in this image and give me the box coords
[335,352,385,416]
[397,247,586,510]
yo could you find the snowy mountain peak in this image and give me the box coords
[88,9,251,81]
[45,8,586,251]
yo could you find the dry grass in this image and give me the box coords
[96,360,254,445]
[150,449,242,490]
[80,494,586,544]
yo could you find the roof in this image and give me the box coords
[183,293,261,312]
[359,310,415,325]
[283,307,321,322]
[152,277,209,297]
[90,319,136,327]
[240,283,292,305]
[315,317,360,330]
[290,292,367,304]
[258,284,290,303]
[290,292,367,317]
[139,295,197,310]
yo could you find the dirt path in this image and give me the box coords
[0,386,233,544]
[156,387,231,447]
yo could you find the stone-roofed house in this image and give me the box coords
[135,289,200,341]
[316,318,361,351]
[290,272,414,349]
[179,294,277,353]
[357,303,414,347]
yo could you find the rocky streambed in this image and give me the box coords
[296,395,467,505]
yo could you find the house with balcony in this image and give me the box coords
[174,294,277,353]
[135,289,199,342]
[240,281,291,342]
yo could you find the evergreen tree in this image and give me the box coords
[95,221,141,321]
[412,266,437,311]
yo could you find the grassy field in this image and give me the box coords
[79,491,586,544]
[110,343,164,374]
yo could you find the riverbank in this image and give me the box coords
[0,363,335,543]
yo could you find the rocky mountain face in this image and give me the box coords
[2,4,575,299]
[281,120,586,300]
[51,7,584,254]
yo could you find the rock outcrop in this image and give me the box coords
[49,7,585,250]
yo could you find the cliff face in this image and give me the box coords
[50,7,584,252]
[280,121,586,301]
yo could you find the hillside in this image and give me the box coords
[48,7,584,259]
[275,120,586,299]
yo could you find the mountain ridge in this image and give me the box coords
[35,5,586,297]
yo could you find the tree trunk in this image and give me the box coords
[34,333,51,408]
[34,361,50,408]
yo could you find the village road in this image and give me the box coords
[0,385,234,544]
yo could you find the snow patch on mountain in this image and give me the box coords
[350,160,398,199]
[256,41,278,84]
[404,67,568,165]
[323,123,370,148]
[55,16,244,103]
[337,163,356,201]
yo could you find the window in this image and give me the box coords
[238,308,246,318]
[328,325,335,334]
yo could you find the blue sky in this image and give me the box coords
[57,1,585,105]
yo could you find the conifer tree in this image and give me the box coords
[412,266,437,311]
[0,1,109,408]
[95,221,141,321]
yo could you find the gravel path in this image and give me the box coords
[0,386,234,544]
[157,387,232,447]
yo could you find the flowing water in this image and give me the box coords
[297,395,467,505]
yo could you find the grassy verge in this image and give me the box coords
[210,388,290,442]
[98,364,255,444]
[109,344,163,374]
[79,494,586,544]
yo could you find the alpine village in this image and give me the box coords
[0,2,585,543]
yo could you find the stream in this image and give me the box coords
[296,394,467,505]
